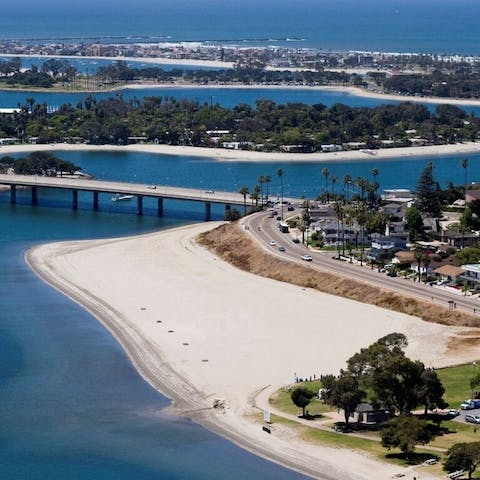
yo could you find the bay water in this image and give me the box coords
[2,1,480,477]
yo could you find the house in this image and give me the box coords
[352,403,390,424]
[280,144,315,153]
[460,264,480,288]
[313,219,360,245]
[393,250,415,268]
[385,221,408,239]
[320,144,343,152]
[382,203,405,218]
[465,189,480,204]
[367,236,408,262]
[381,189,415,204]
[438,230,479,248]
[434,265,465,285]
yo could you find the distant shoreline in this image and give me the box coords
[2,52,480,106]
[0,141,479,164]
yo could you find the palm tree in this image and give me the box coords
[239,186,249,216]
[414,246,424,283]
[331,175,337,198]
[355,203,368,266]
[462,158,469,199]
[343,174,352,200]
[371,168,379,204]
[250,185,260,208]
[334,200,345,258]
[258,175,266,207]
[321,167,330,201]
[264,175,271,202]
[277,168,284,219]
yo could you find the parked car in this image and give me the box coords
[301,254,313,261]
[292,238,300,243]
[465,414,480,424]
[269,240,277,246]
[447,409,460,417]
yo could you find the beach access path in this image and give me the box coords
[26,221,477,480]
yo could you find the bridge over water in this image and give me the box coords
[0,174,252,220]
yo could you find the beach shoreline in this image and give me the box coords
[2,52,480,106]
[25,221,476,480]
[1,140,479,164]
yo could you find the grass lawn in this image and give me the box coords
[436,361,480,407]
[266,361,480,471]
[269,381,333,418]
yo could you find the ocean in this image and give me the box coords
[2,0,480,55]
[2,2,480,478]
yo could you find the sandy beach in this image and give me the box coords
[26,222,479,480]
[4,52,480,107]
[1,140,480,164]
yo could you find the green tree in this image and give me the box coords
[381,415,433,460]
[405,206,424,242]
[239,186,249,216]
[322,371,365,430]
[224,208,241,221]
[415,162,442,216]
[418,368,447,415]
[290,387,315,417]
[456,246,480,264]
[444,442,480,479]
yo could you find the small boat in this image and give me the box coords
[111,193,134,202]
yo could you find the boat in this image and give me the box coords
[111,193,134,202]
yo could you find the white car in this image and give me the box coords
[269,240,277,246]
[301,254,313,261]
[205,189,215,194]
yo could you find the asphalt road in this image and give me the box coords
[242,209,480,316]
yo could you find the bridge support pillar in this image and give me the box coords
[93,191,99,211]
[157,197,163,216]
[205,201,211,222]
[10,185,16,204]
[72,189,78,210]
[31,186,38,205]
[137,195,143,216]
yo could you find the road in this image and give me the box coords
[242,209,480,316]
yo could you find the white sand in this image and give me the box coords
[26,222,479,480]
[1,141,480,164]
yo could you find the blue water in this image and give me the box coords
[4,149,479,201]
[2,0,480,55]
[2,1,479,477]
[0,206,310,480]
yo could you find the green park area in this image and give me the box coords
[267,335,480,476]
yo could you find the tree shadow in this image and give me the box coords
[385,452,439,466]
